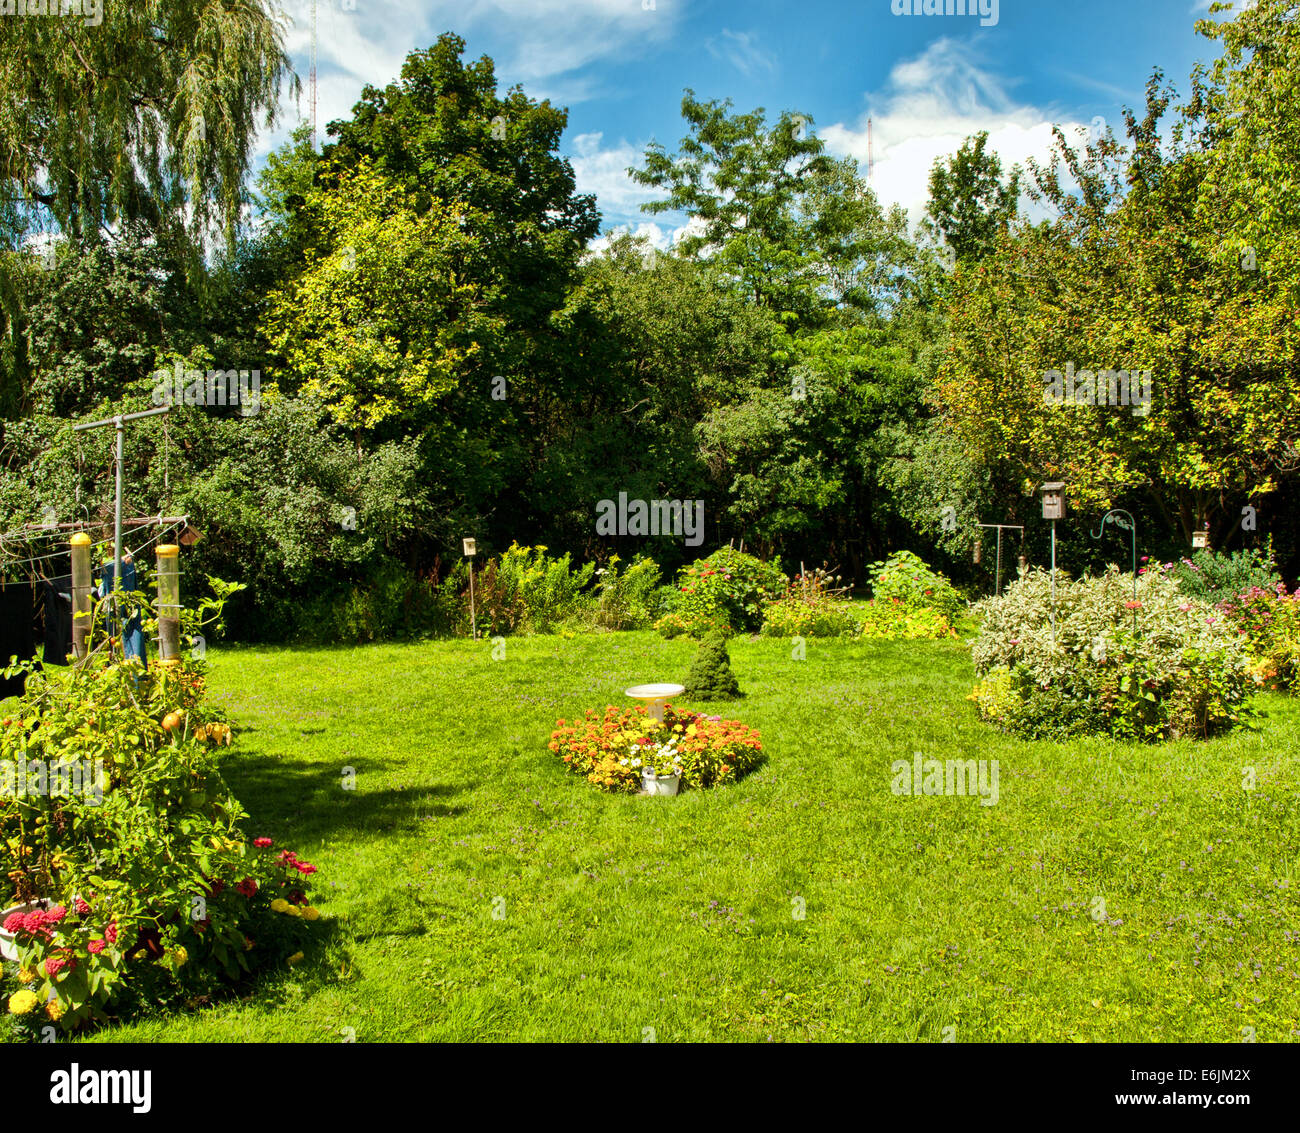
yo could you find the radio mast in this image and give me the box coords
[310,0,318,150]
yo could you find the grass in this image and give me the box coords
[71,631,1300,1043]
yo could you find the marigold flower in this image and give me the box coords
[45,998,64,1022]
[8,989,38,1015]
[16,966,37,983]
[271,898,290,913]
[287,951,305,966]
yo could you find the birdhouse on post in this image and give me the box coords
[1040,482,1066,520]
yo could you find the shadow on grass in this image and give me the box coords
[220,747,477,845]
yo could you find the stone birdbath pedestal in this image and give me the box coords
[624,682,684,724]
[625,682,685,796]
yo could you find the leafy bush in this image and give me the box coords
[498,544,595,633]
[656,548,786,638]
[548,705,763,792]
[857,601,957,640]
[760,567,859,637]
[867,550,966,623]
[1160,545,1281,605]
[969,567,1253,741]
[0,591,323,1033]
[591,555,663,631]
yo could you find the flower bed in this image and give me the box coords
[549,704,763,791]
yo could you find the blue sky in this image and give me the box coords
[268,0,1231,245]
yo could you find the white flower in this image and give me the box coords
[619,758,629,766]
[631,759,642,769]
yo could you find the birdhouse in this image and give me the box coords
[1192,528,1210,550]
[1040,482,1066,520]
[462,538,477,557]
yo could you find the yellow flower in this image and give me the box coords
[45,998,64,1021]
[303,906,320,921]
[286,904,302,917]
[270,898,290,913]
[8,990,38,1015]
[286,951,304,966]
[16,966,37,983]
[172,947,188,967]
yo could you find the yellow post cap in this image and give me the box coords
[70,533,91,547]
[156,544,180,557]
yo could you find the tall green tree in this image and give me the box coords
[0,0,295,255]
[924,131,1021,265]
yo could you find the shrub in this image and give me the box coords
[684,629,743,700]
[760,567,859,637]
[657,548,786,637]
[857,602,957,640]
[591,555,663,631]
[0,590,323,1033]
[1161,545,1281,605]
[548,705,763,792]
[867,550,966,623]
[497,543,595,633]
[969,567,1253,741]
[1216,583,1300,690]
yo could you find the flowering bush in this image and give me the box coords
[549,704,763,791]
[867,550,966,624]
[968,567,1253,740]
[0,589,324,1035]
[591,555,663,630]
[1161,546,1281,605]
[656,548,786,638]
[1216,583,1300,690]
[760,567,859,637]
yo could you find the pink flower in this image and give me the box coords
[73,897,91,916]
[87,939,106,954]
[104,922,118,944]
[253,837,273,848]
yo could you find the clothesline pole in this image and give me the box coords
[73,405,171,629]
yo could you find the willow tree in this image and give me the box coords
[0,0,296,257]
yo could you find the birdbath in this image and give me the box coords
[624,683,684,724]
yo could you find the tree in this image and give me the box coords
[630,91,836,315]
[924,131,1021,265]
[0,0,295,257]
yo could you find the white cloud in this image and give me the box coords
[706,29,777,78]
[822,38,1090,226]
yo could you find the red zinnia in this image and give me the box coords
[236,878,258,898]
[87,939,106,955]
[73,897,91,916]
[104,922,118,944]
[253,837,273,848]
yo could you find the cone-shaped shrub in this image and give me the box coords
[684,628,742,700]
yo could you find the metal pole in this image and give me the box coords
[1050,520,1057,651]
[469,564,476,640]
[114,416,123,621]
[995,527,1003,595]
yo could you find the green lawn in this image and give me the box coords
[81,632,1300,1042]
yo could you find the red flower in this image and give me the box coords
[73,897,91,917]
[253,837,273,848]
[87,939,107,955]
[46,906,67,923]
[294,861,318,876]
[104,922,118,944]
[236,877,258,898]
[210,879,226,895]
[44,956,71,977]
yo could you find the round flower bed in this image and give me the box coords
[549,704,763,792]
